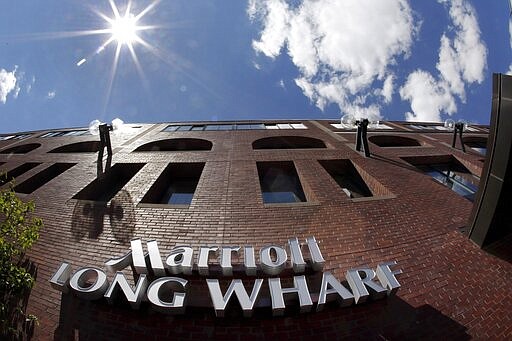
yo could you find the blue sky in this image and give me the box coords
[0,0,510,133]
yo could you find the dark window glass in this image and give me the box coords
[0,163,41,186]
[48,141,100,153]
[418,163,478,201]
[257,161,306,203]
[0,143,41,154]
[14,163,75,194]
[177,125,193,131]
[73,163,144,202]
[163,126,179,132]
[236,124,266,130]
[191,125,205,131]
[13,134,31,139]
[134,138,212,151]
[319,159,372,198]
[253,136,326,149]
[464,137,488,156]
[216,124,234,130]
[369,135,421,147]
[141,163,204,205]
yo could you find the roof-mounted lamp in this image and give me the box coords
[341,114,377,157]
[89,118,125,177]
[445,118,468,153]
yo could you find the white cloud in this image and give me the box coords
[46,90,56,100]
[374,75,394,104]
[400,70,456,122]
[0,66,18,104]
[401,0,487,122]
[248,0,417,121]
[277,79,285,89]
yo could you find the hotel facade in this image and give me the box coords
[1,111,511,339]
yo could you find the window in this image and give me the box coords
[39,130,90,137]
[402,156,478,201]
[134,138,212,152]
[253,136,326,149]
[331,123,393,130]
[73,163,144,201]
[0,133,31,141]
[14,163,75,194]
[141,163,204,205]
[0,143,41,154]
[236,123,266,130]
[319,160,372,198]
[48,141,100,153]
[463,136,488,155]
[369,135,422,147]
[408,124,450,131]
[163,122,308,132]
[0,163,41,186]
[257,161,306,203]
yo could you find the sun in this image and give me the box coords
[110,13,138,45]
[76,0,159,68]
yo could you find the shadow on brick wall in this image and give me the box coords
[53,292,470,340]
[70,190,135,244]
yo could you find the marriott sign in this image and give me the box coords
[50,236,402,317]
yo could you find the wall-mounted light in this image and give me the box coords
[445,119,468,152]
[89,118,125,177]
[341,114,377,157]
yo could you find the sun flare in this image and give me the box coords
[110,14,138,45]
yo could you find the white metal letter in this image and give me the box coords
[165,246,194,275]
[206,278,263,317]
[147,240,166,277]
[317,272,354,311]
[260,245,287,275]
[376,261,402,295]
[268,275,312,316]
[69,267,109,300]
[220,246,240,276]
[288,238,306,273]
[346,268,387,304]
[131,239,147,274]
[198,246,218,275]
[147,277,189,314]
[306,236,325,271]
[49,262,71,293]
[244,246,257,276]
[104,272,148,309]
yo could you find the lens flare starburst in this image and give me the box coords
[111,14,138,45]
[74,0,160,112]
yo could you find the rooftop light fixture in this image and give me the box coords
[445,119,468,153]
[89,118,125,177]
[341,114,378,157]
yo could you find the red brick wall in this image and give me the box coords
[1,121,510,340]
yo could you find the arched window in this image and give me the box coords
[134,138,212,151]
[0,143,41,154]
[252,136,326,149]
[369,135,421,147]
[48,141,100,153]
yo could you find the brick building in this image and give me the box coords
[1,119,511,340]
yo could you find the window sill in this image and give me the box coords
[137,203,191,209]
[263,201,320,208]
[350,194,396,203]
